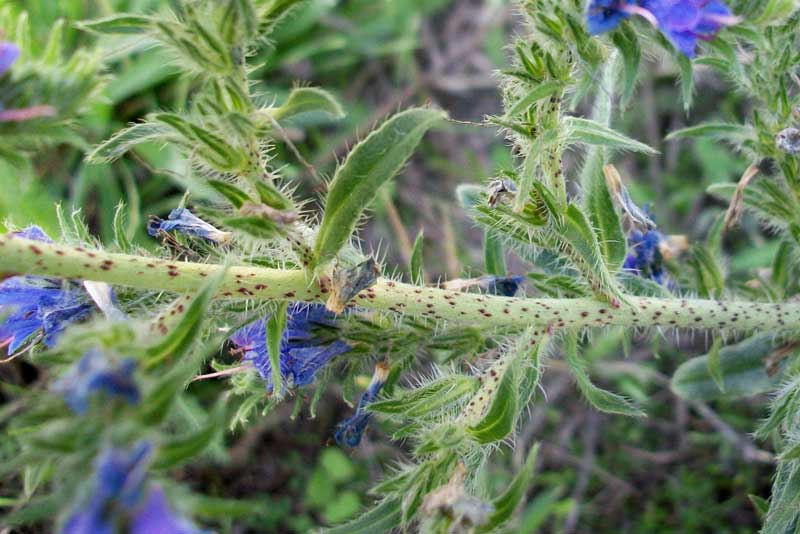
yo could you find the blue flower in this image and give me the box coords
[645,0,738,56]
[586,0,737,56]
[53,350,140,414]
[587,0,635,34]
[63,443,205,534]
[0,42,19,76]
[623,228,669,285]
[148,208,231,244]
[229,303,352,391]
[334,362,389,448]
[0,227,95,354]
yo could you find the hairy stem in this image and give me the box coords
[3,235,800,332]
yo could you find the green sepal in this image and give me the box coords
[266,301,289,396]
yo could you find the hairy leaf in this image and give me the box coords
[314,107,446,267]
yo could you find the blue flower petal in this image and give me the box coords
[130,486,207,534]
[0,42,20,76]
[231,303,352,391]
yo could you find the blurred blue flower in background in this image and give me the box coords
[0,227,94,354]
[335,361,389,447]
[230,303,352,391]
[623,228,669,285]
[53,349,139,414]
[587,0,737,56]
[0,42,20,75]
[64,442,204,534]
[148,208,231,244]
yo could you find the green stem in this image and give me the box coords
[3,235,800,332]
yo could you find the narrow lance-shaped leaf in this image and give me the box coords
[78,14,153,34]
[611,25,640,107]
[478,443,541,533]
[323,498,402,534]
[87,122,171,163]
[153,401,226,469]
[267,301,289,396]
[271,87,345,122]
[564,332,645,417]
[144,268,226,366]
[564,117,657,154]
[314,107,446,268]
[707,337,725,393]
[484,231,506,276]
[665,122,755,142]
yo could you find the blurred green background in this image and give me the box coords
[0,0,776,532]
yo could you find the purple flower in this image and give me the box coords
[230,303,352,391]
[587,0,637,34]
[623,228,669,285]
[0,227,94,354]
[148,208,231,244]
[63,443,204,534]
[53,350,139,414]
[334,362,389,448]
[0,42,20,76]
[586,0,738,56]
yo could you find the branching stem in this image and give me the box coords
[3,235,800,332]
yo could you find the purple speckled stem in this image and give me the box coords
[2,235,800,332]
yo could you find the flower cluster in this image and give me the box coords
[229,303,352,391]
[334,361,389,447]
[0,227,98,354]
[587,0,738,56]
[63,442,204,534]
[147,208,231,244]
[53,350,139,414]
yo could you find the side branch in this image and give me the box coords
[3,235,800,332]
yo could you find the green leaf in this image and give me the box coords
[688,245,725,298]
[707,337,725,393]
[155,113,243,171]
[484,231,506,276]
[611,25,640,106]
[671,334,790,401]
[207,180,252,209]
[314,107,446,267]
[564,117,656,154]
[467,354,520,444]
[558,203,626,303]
[323,498,401,534]
[272,87,345,122]
[665,122,754,143]
[478,443,540,533]
[565,333,644,417]
[369,375,478,417]
[676,53,694,112]
[504,80,564,118]
[586,167,626,270]
[748,494,770,519]
[78,14,152,34]
[144,269,225,366]
[267,302,288,396]
[87,122,171,163]
[221,215,282,239]
[153,402,226,469]
[410,229,424,285]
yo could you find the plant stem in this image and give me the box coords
[3,235,800,332]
